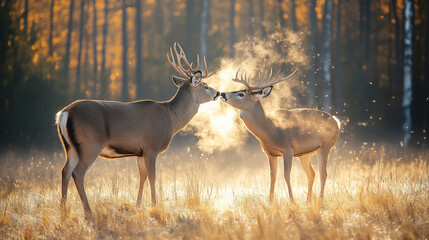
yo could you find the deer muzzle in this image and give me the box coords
[214,91,220,100]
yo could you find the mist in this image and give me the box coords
[186,28,309,154]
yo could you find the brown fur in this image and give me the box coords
[221,88,340,202]
[57,80,219,215]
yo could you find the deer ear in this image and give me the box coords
[172,76,187,87]
[253,86,273,99]
[190,70,202,86]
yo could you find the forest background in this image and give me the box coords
[0,0,428,153]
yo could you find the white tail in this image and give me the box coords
[332,115,341,129]
[56,111,70,146]
[220,68,340,202]
[56,43,219,216]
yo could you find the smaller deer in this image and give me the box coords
[220,69,340,202]
[56,43,219,216]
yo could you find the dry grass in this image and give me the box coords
[0,146,428,239]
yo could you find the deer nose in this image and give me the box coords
[214,91,220,100]
[220,93,227,101]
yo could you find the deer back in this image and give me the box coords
[63,99,174,156]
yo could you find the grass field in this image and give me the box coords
[0,145,428,239]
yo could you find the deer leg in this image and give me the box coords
[283,151,295,202]
[61,149,78,208]
[299,155,315,202]
[317,147,331,201]
[136,156,148,206]
[144,151,158,205]
[267,154,278,202]
[72,149,98,217]
[72,162,91,216]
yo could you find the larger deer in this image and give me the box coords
[56,43,219,216]
[220,69,340,202]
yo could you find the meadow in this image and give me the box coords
[0,144,428,239]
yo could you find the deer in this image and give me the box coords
[55,43,220,216]
[220,68,340,203]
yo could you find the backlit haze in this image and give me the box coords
[186,28,309,154]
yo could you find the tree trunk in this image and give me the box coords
[392,0,401,94]
[200,0,209,67]
[121,0,129,102]
[248,0,254,37]
[155,0,164,35]
[65,0,75,91]
[334,0,342,110]
[100,0,108,98]
[48,0,54,56]
[411,1,424,147]
[92,0,98,98]
[321,0,333,111]
[186,0,194,53]
[259,0,266,38]
[290,0,298,32]
[359,0,364,44]
[230,0,236,58]
[23,0,28,33]
[135,0,143,99]
[387,2,394,94]
[364,0,371,64]
[75,0,86,97]
[424,2,429,134]
[308,0,317,102]
[402,0,414,147]
[83,13,90,92]
[277,0,285,28]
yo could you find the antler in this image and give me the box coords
[232,68,297,92]
[232,68,253,89]
[166,42,213,79]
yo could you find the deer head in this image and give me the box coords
[220,68,296,110]
[167,43,219,103]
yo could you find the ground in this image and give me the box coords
[0,146,428,239]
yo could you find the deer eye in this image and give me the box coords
[204,85,208,89]
[238,93,244,97]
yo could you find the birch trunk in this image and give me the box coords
[308,0,317,102]
[334,0,342,110]
[321,0,333,111]
[402,0,414,147]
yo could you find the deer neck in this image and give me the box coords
[239,101,276,141]
[166,84,199,134]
